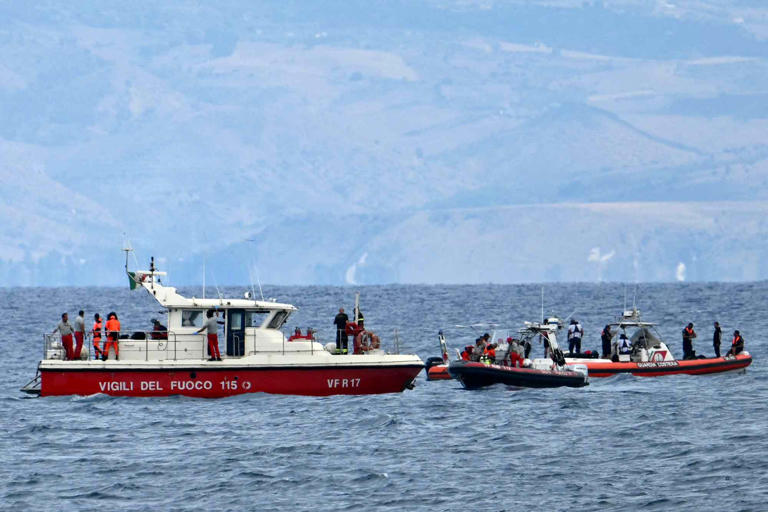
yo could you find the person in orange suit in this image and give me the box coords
[103,312,121,361]
[92,313,104,360]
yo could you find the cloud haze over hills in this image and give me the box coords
[1,1,768,286]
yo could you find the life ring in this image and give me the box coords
[345,322,360,336]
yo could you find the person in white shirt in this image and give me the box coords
[52,313,75,360]
[74,310,86,360]
[567,319,583,355]
[618,333,632,355]
[196,310,223,361]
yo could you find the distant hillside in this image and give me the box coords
[1,2,768,285]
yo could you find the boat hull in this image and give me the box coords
[38,362,424,397]
[567,353,752,377]
[448,361,588,389]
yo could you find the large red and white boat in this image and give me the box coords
[22,257,424,398]
[564,309,752,377]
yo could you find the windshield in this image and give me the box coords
[629,327,661,349]
[267,310,290,330]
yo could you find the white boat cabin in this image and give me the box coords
[46,264,329,362]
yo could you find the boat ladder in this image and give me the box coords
[20,372,41,395]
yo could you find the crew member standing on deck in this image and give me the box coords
[713,322,722,357]
[197,309,222,361]
[333,308,349,354]
[73,310,85,360]
[567,319,583,355]
[682,323,697,359]
[103,312,121,361]
[601,325,613,358]
[92,313,103,360]
[52,313,75,360]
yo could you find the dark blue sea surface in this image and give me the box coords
[1,282,766,511]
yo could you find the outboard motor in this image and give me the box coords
[568,364,589,384]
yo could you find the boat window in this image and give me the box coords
[245,311,271,328]
[267,310,289,329]
[181,310,204,327]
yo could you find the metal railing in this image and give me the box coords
[44,331,201,362]
[43,327,407,362]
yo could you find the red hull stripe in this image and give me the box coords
[40,366,423,397]
[583,356,752,377]
[43,363,424,373]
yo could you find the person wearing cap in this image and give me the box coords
[726,330,744,357]
[682,322,697,359]
[150,318,168,340]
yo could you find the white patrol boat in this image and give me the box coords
[21,256,423,397]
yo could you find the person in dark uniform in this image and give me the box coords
[713,321,722,357]
[682,323,696,359]
[601,325,613,358]
[333,308,349,354]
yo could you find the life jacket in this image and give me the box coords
[92,320,103,341]
[618,336,631,353]
[570,324,583,339]
[732,335,742,346]
[106,318,120,333]
[684,327,694,338]
[487,348,496,359]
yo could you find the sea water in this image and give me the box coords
[1,282,766,511]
